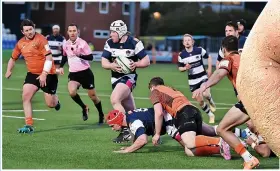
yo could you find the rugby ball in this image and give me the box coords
[115,56,132,74]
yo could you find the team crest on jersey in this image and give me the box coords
[126,50,131,56]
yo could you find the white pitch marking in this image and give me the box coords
[2,115,46,121]
[2,109,48,112]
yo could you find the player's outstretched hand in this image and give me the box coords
[192,88,203,100]
[5,70,12,79]
[110,62,122,73]
[113,149,129,153]
[58,68,64,75]
[185,63,191,70]
[152,134,160,146]
[36,72,47,87]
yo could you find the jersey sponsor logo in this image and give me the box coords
[219,60,230,68]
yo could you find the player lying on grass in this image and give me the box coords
[178,34,216,123]
[59,23,104,124]
[106,107,231,160]
[234,120,276,158]
[148,77,231,159]
[192,36,259,169]
[5,19,61,133]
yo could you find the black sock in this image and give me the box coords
[94,101,104,117]
[71,94,86,109]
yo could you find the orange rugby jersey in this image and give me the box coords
[218,52,240,89]
[150,85,192,117]
[11,33,56,75]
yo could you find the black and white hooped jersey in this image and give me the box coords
[46,34,65,61]
[126,108,155,139]
[101,36,147,82]
[178,47,209,86]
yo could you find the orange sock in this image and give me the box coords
[194,145,220,156]
[234,143,246,155]
[25,117,33,126]
[195,135,220,147]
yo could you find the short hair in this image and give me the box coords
[67,23,79,30]
[237,19,246,27]
[225,21,238,31]
[222,35,238,52]
[148,77,164,89]
[20,19,35,30]
[183,34,194,40]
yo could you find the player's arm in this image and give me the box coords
[153,103,164,145]
[6,43,21,78]
[245,138,271,157]
[201,48,212,75]
[122,134,148,153]
[134,40,150,68]
[150,90,164,145]
[216,47,224,69]
[204,68,228,89]
[101,41,114,69]
[60,55,68,68]
[77,41,93,61]
[178,54,187,72]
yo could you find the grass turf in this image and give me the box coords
[2,50,279,169]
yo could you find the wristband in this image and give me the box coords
[43,60,52,73]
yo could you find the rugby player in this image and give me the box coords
[216,21,246,69]
[101,20,150,143]
[5,19,61,133]
[235,120,276,158]
[46,25,65,70]
[59,23,104,124]
[106,108,231,160]
[148,77,231,159]
[192,36,259,169]
[237,19,250,37]
[178,34,216,123]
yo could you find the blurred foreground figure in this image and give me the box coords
[236,0,280,157]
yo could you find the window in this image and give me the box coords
[99,2,109,14]
[31,2,39,10]
[122,2,130,15]
[75,2,85,13]
[45,2,55,10]
[94,30,110,39]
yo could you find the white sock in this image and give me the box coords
[208,111,215,117]
[241,150,253,162]
[214,125,218,135]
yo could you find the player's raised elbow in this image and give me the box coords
[141,55,150,67]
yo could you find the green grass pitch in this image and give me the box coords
[2,50,279,169]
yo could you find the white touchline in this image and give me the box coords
[2,109,49,112]
[2,115,46,121]
[3,87,235,106]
